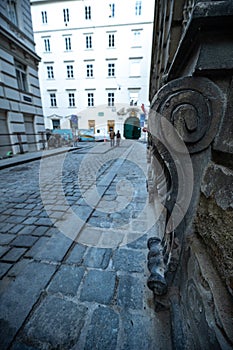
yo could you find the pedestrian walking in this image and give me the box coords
[109,129,115,147]
[116,130,121,146]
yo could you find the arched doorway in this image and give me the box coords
[123,116,141,140]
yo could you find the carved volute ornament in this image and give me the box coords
[147,77,225,309]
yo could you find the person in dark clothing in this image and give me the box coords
[116,130,121,146]
[110,130,115,147]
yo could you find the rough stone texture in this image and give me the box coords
[47,265,85,296]
[0,261,56,350]
[83,247,112,269]
[26,233,72,262]
[2,247,27,262]
[65,243,86,264]
[0,262,12,278]
[195,194,233,296]
[214,77,233,155]
[120,311,160,350]
[195,96,233,298]
[84,306,119,350]
[117,274,144,309]
[80,269,116,304]
[178,236,233,349]
[20,295,87,350]
[148,1,233,348]
[113,249,146,273]
[201,163,233,211]
[0,245,10,257]
[11,235,38,247]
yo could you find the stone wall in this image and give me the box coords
[147,1,233,348]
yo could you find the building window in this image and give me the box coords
[63,8,69,23]
[86,64,93,77]
[129,91,139,106]
[85,6,91,19]
[67,65,74,78]
[15,60,28,92]
[50,93,57,107]
[108,63,115,77]
[41,11,47,24]
[52,119,60,129]
[86,35,92,49]
[135,1,142,15]
[65,37,71,51]
[109,4,115,18]
[7,0,18,25]
[88,93,94,107]
[44,38,51,52]
[68,93,75,107]
[108,92,114,107]
[47,66,54,79]
[108,34,115,48]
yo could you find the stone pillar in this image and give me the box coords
[147,76,233,349]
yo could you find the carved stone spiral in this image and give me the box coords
[147,77,225,303]
[150,77,225,153]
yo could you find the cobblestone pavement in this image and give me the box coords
[0,140,171,350]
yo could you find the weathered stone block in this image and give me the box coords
[80,269,116,304]
[47,265,85,296]
[21,295,87,349]
[84,306,119,350]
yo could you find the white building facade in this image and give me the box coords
[30,0,154,139]
[0,0,45,155]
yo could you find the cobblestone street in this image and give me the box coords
[0,141,171,350]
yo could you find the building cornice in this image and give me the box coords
[168,1,233,80]
[0,25,41,62]
[0,12,35,47]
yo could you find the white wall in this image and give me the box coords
[31,0,154,132]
